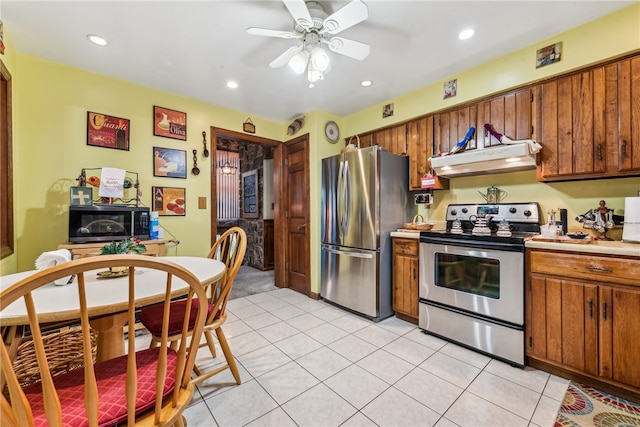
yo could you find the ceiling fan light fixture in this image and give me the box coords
[307,68,324,83]
[310,47,330,71]
[288,50,310,74]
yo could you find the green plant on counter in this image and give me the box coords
[100,238,147,255]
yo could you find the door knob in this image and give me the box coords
[296,223,307,231]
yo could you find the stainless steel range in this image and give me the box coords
[419,202,541,367]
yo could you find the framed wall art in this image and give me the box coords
[153,147,187,179]
[87,111,130,150]
[536,42,562,68]
[70,186,93,206]
[153,106,187,141]
[443,79,457,99]
[241,169,259,219]
[152,186,185,216]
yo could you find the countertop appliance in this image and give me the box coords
[68,205,150,243]
[419,202,541,366]
[321,146,410,321]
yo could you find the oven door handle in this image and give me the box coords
[420,236,525,252]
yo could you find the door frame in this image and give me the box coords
[210,127,283,283]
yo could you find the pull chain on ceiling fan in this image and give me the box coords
[247,0,370,83]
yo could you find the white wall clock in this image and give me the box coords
[325,121,340,144]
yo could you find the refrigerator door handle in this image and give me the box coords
[344,160,351,233]
[323,246,374,259]
[338,160,348,237]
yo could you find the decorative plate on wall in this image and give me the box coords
[325,121,340,143]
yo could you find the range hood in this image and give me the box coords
[429,143,538,177]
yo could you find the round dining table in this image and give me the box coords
[0,256,226,361]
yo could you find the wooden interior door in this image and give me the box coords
[283,134,310,296]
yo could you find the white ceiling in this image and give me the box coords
[2,1,634,123]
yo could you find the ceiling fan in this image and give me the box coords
[247,0,370,83]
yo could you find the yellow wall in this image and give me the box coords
[2,4,640,289]
[7,52,284,272]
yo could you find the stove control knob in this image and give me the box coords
[450,210,458,216]
[461,208,468,214]
[509,207,517,214]
[523,210,532,217]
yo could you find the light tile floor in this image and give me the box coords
[143,288,571,427]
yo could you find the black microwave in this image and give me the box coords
[68,205,150,243]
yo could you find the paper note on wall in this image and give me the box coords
[99,167,126,198]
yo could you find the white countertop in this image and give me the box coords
[390,231,421,239]
[525,239,640,257]
[391,231,639,257]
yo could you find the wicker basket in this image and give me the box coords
[403,214,435,230]
[341,135,360,153]
[3,327,97,398]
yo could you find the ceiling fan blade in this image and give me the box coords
[269,45,304,68]
[321,0,368,35]
[247,27,301,39]
[283,0,313,30]
[324,37,370,60]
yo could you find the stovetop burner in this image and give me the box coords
[421,202,542,244]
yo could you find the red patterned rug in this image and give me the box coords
[555,382,640,427]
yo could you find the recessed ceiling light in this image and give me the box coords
[87,34,108,46]
[226,81,238,89]
[361,80,373,87]
[309,83,315,88]
[458,28,475,40]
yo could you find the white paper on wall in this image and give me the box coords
[99,167,126,198]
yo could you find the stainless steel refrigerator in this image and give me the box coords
[321,146,410,321]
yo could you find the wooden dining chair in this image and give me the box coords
[139,227,247,386]
[0,255,208,427]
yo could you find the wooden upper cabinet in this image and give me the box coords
[348,125,406,155]
[476,88,534,146]
[433,88,534,155]
[373,124,407,155]
[434,105,477,154]
[407,116,431,190]
[407,116,448,190]
[538,69,608,180]
[355,133,373,149]
[538,54,640,181]
[617,56,640,173]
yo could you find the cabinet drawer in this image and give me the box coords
[393,238,418,256]
[529,251,640,286]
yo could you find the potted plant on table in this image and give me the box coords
[100,238,147,274]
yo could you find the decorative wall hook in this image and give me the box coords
[202,131,209,157]
[192,149,200,175]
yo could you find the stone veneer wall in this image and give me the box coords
[238,143,273,270]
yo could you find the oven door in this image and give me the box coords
[419,239,524,326]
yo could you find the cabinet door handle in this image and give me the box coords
[622,140,627,159]
[602,302,608,320]
[597,144,603,161]
[589,300,593,318]
[586,265,613,273]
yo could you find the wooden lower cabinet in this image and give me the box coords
[392,237,419,324]
[526,249,640,400]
